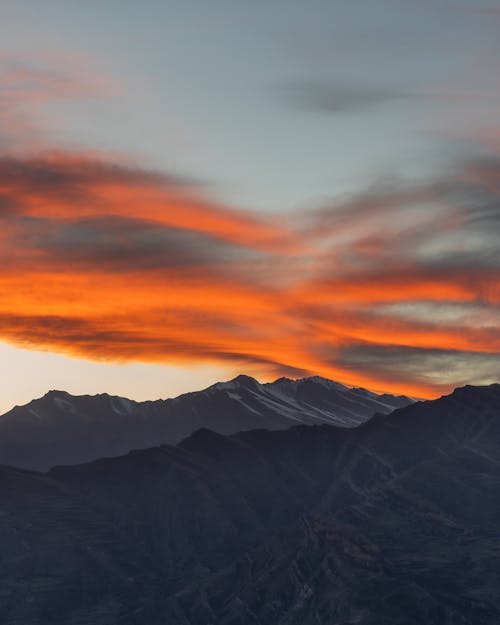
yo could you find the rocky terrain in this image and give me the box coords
[0,384,499,624]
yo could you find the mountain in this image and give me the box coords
[0,383,499,624]
[0,374,411,470]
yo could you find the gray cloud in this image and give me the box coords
[0,155,189,200]
[283,80,419,114]
[305,157,500,278]
[3,214,258,273]
[337,344,500,389]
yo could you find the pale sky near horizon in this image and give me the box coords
[1,0,499,412]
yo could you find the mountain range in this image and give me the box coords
[1,383,500,624]
[0,375,411,470]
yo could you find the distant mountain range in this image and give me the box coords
[0,374,411,470]
[1,383,499,624]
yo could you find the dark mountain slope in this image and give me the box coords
[0,375,411,470]
[0,384,499,624]
[0,464,168,625]
[179,384,500,624]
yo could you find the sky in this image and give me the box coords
[0,0,499,412]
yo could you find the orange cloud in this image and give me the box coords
[0,151,499,398]
[0,152,300,251]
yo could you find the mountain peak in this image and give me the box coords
[208,374,260,392]
[302,376,347,389]
[232,374,260,387]
[267,375,348,393]
[43,390,71,399]
[450,383,500,400]
[270,374,347,386]
[179,427,236,455]
[1,373,415,471]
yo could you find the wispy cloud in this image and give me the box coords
[0,147,498,397]
[283,80,423,114]
[0,153,298,251]
[0,49,498,398]
[0,55,112,151]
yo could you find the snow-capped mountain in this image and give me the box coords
[0,374,412,470]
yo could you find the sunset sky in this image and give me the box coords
[1,0,499,412]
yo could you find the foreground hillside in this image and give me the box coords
[0,375,410,470]
[1,384,499,624]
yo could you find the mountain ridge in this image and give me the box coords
[1,383,499,624]
[0,374,412,471]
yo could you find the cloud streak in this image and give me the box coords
[0,153,300,252]
[284,80,423,114]
[0,147,499,398]
[0,56,109,152]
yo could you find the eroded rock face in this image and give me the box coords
[0,384,499,624]
[0,375,411,470]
